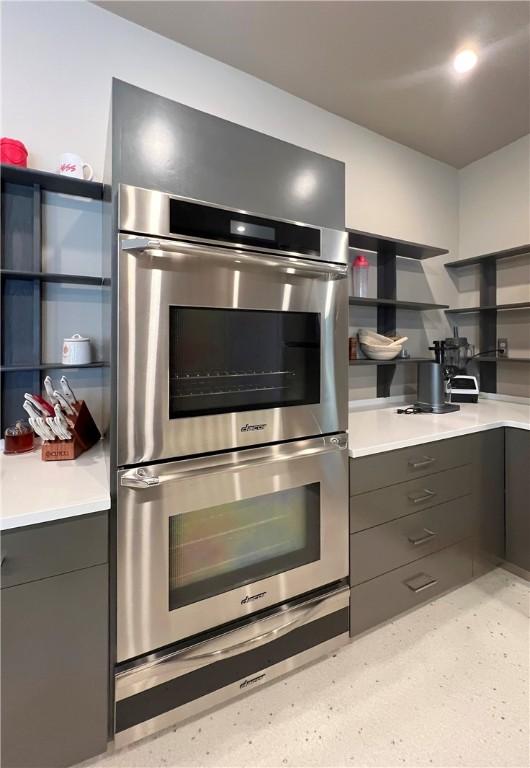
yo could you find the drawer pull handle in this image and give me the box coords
[404,574,439,594]
[408,489,437,504]
[408,528,437,546]
[0,556,5,568]
[409,456,436,469]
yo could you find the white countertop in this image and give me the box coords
[2,400,528,527]
[0,440,110,530]
[348,398,530,458]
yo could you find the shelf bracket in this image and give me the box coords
[376,242,397,396]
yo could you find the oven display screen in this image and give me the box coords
[230,220,275,242]
[169,198,320,255]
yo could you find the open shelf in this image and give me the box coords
[445,244,530,269]
[478,357,530,364]
[348,229,448,260]
[1,270,109,286]
[349,357,432,366]
[349,296,448,311]
[1,164,103,200]
[1,362,107,373]
[446,302,530,314]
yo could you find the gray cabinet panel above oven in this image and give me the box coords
[111,79,345,230]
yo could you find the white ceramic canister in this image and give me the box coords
[62,334,91,365]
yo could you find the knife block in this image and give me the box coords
[41,400,101,461]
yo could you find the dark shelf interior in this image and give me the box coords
[348,229,448,260]
[1,269,109,286]
[446,302,530,314]
[350,357,433,366]
[349,296,448,311]
[1,166,107,427]
[1,362,107,373]
[445,244,530,269]
[1,164,103,200]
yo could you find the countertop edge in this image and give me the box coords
[1,496,111,531]
[348,417,530,458]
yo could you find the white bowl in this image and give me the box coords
[360,342,402,361]
[358,329,394,346]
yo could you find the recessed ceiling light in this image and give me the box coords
[236,225,246,233]
[453,49,478,73]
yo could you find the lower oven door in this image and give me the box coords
[117,434,348,662]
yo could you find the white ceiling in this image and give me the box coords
[96,1,530,168]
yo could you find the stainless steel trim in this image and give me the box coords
[117,435,349,661]
[121,434,347,489]
[408,489,437,504]
[408,456,436,469]
[405,575,438,593]
[407,529,437,546]
[121,237,348,277]
[116,584,348,700]
[118,184,348,266]
[114,632,349,749]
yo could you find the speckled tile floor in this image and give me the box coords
[90,568,529,768]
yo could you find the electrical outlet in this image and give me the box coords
[498,338,508,357]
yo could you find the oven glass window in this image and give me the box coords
[169,307,320,418]
[168,483,320,611]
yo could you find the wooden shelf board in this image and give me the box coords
[1,269,109,286]
[1,164,103,200]
[445,244,530,269]
[1,362,107,373]
[446,302,530,314]
[349,357,433,366]
[347,229,448,260]
[349,296,448,311]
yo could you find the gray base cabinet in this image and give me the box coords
[1,513,109,768]
[349,430,507,636]
[473,428,505,574]
[505,428,530,574]
[350,541,473,636]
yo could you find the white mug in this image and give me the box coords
[59,153,93,181]
[62,334,91,365]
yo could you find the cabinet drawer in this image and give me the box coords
[350,541,473,636]
[350,464,471,532]
[1,512,108,589]
[350,496,474,585]
[349,434,476,496]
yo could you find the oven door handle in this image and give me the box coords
[120,435,347,489]
[177,596,328,662]
[121,237,349,278]
[115,586,349,699]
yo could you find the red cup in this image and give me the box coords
[1,138,28,167]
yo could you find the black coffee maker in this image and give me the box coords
[414,341,460,414]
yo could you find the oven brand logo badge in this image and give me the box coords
[241,591,267,605]
[241,423,266,432]
[240,673,266,689]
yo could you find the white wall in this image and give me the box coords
[456,136,530,397]
[1,1,459,250]
[1,1,462,402]
[459,135,530,260]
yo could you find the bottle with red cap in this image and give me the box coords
[352,254,369,297]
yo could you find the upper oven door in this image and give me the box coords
[117,234,348,466]
[117,435,349,662]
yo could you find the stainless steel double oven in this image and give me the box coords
[114,184,349,744]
